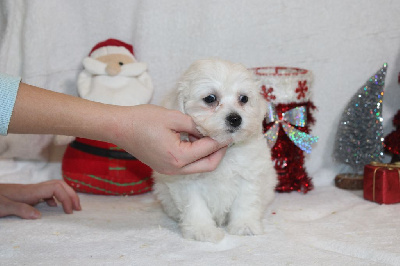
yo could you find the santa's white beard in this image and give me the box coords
[77,58,153,106]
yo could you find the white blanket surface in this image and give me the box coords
[1,161,400,265]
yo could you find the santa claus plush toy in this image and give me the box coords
[62,39,154,195]
[78,38,153,105]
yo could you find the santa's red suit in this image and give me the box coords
[62,39,153,195]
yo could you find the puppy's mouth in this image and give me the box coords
[227,128,239,134]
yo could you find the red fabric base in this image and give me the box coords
[62,138,153,195]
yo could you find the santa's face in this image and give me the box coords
[96,54,135,76]
[78,51,153,106]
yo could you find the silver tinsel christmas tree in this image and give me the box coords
[334,63,387,174]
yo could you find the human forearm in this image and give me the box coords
[8,82,118,142]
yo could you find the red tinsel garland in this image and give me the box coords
[384,110,400,156]
[392,110,400,127]
[263,101,317,193]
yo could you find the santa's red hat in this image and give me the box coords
[89,38,134,59]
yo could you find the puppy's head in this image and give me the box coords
[176,59,267,144]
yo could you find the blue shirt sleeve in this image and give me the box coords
[0,73,21,135]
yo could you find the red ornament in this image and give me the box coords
[384,110,400,162]
[251,66,316,194]
[263,101,316,193]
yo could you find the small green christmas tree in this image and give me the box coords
[333,63,387,174]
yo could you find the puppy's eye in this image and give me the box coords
[239,95,248,104]
[119,62,124,66]
[203,94,217,104]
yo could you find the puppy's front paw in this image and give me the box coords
[181,225,225,243]
[227,220,264,236]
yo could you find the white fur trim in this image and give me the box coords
[77,69,154,106]
[251,67,313,103]
[82,57,107,75]
[90,46,133,59]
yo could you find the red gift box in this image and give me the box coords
[363,162,400,204]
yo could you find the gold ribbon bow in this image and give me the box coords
[264,104,318,153]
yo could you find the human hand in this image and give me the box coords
[6,84,229,175]
[112,104,231,175]
[0,180,81,219]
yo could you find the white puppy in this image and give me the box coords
[153,59,277,243]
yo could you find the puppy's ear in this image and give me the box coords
[176,81,187,114]
[160,81,187,113]
[254,79,268,121]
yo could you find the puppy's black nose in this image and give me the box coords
[226,113,242,128]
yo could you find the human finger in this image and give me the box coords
[40,181,74,214]
[178,137,230,164]
[44,197,58,207]
[169,111,203,138]
[38,180,81,211]
[178,146,228,175]
[188,134,199,142]
[58,181,82,211]
[0,194,41,219]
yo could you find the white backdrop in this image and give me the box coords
[1,0,400,186]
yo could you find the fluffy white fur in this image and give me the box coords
[153,59,277,243]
